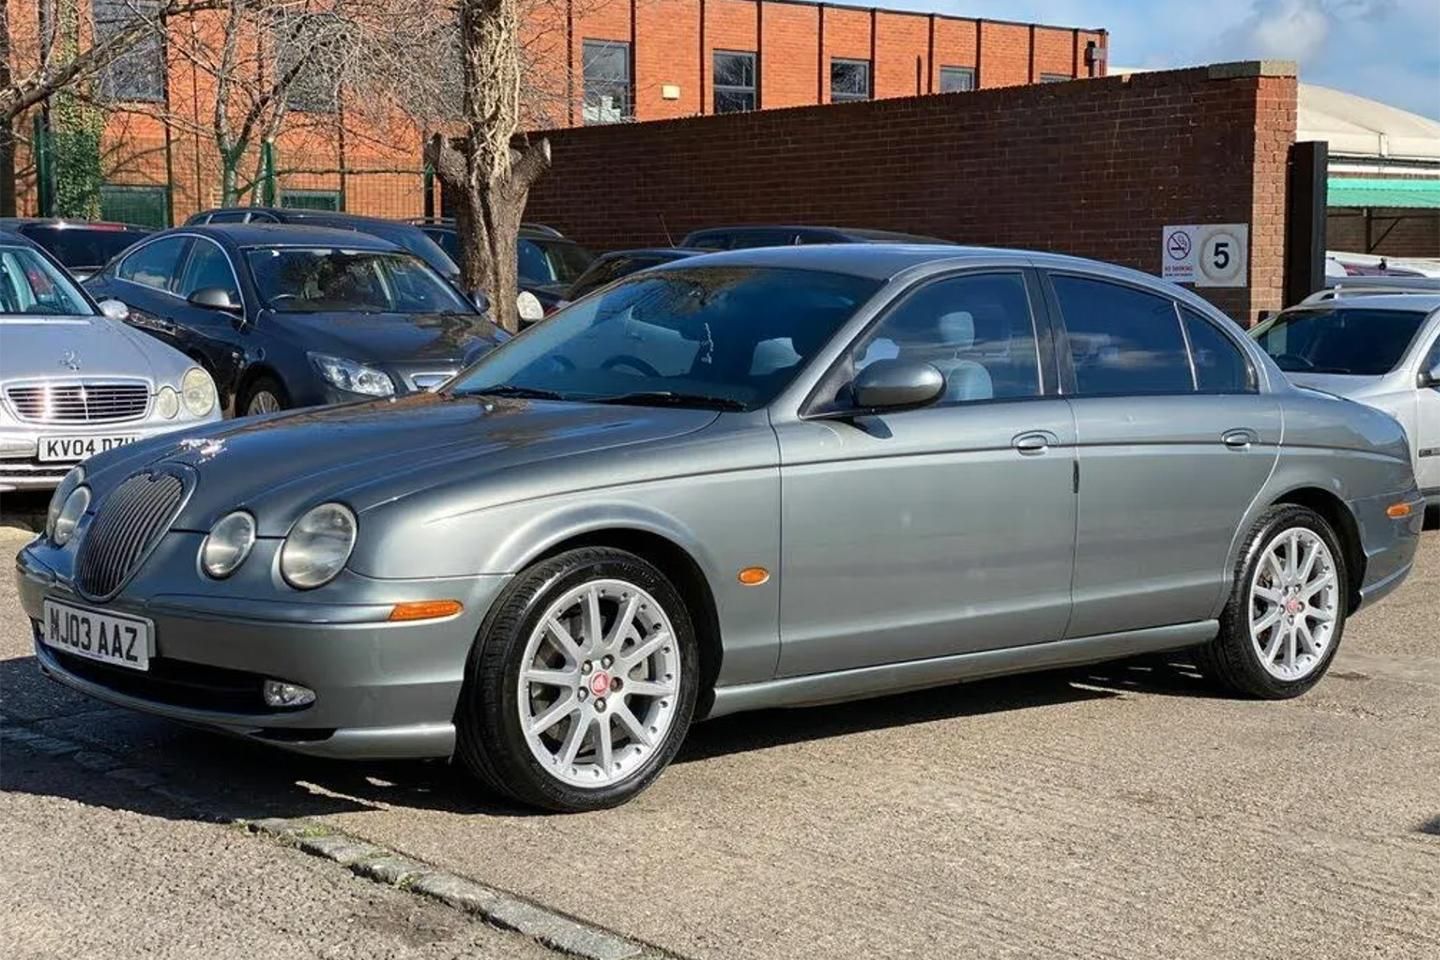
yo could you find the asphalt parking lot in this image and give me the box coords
[2,499,1437,960]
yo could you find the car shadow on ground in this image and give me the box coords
[1,649,1223,824]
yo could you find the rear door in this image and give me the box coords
[1045,272,1281,637]
[88,235,193,336]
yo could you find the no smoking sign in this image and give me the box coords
[1161,224,1248,288]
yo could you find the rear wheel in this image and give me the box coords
[1196,505,1348,698]
[456,547,699,812]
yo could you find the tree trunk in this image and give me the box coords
[221,154,238,205]
[427,132,549,333]
[0,117,14,217]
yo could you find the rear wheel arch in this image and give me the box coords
[1270,486,1365,611]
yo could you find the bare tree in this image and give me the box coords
[0,0,216,214]
[424,0,552,332]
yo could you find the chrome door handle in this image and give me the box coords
[1013,431,1056,455]
[1222,429,1258,449]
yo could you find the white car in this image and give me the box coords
[0,229,221,491]
[1252,291,1440,514]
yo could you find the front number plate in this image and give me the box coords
[41,599,152,672]
[39,435,139,462]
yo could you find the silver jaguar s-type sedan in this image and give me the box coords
[0,230,221,491]
[16,245,1425,811]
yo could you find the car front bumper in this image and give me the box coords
[15,541,510,759]
[0,417,216,491]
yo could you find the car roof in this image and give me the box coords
[598,247,705,260]
[0,217,150,232]
[684,224,951,243]
[651,243,1162,283]
[1290,292,1440,313]
[181,223,403,250]
[0,227,41,247]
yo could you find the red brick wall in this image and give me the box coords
[760,3,820,108]
[524,63,1298,323]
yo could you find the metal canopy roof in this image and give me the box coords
[1328,178,1440,209]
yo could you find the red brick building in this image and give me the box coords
[526,0,1108,127]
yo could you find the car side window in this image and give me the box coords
[837,272,1042,406]
[208,211,246,223]
[117,237,190,292]
[1425,333,1440,372]
[178,239,241,302]
[1052,274,1192,396]
[1182,306,1257,393]
[687,233,728,250]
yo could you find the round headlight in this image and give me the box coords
[52,484,91,547]
[46,466,84,540]
[181,367,216,417]
[155,386,179,419]
[201,510,256,579]
[280,503,356,589]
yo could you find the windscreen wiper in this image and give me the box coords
[588,390,747,411]
[471,385,568,400]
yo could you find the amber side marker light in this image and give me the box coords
[1386,503,1413,519]
[738,567,770,586]
[388,599,464,622]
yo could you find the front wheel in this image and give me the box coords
[1196,505,1348,699]
[456,547,699,812]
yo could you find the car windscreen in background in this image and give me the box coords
[1254,308,1430,376]
[19,224,149,269]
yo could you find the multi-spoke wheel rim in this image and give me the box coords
[517,579,681,788]
[1249,527,1339,681]
[247,391,280,415]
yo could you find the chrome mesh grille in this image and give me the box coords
[6,381,150,424]
[75,471,186,599]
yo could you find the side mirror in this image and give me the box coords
[1422,362,1440,388]
[188,287,241,313]
[849,359,945,413]
[516,290,546,325]
[469,288,491,316]
[97,299,130,322]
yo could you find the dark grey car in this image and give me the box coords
[17,245,1425,812]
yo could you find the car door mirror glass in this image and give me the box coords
[188,287,241,313]
[1423,362,1440,388]
[97,299,130,322]
[849,359,945,412]
[470,288,491,315]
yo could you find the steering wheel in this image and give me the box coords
[1273,354,1314,371]
[602,355,660,378]
[269,293,300,304]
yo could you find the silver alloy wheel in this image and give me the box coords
[517,578,681,788]
[246,390,281,415]
[1249,526,1340,681]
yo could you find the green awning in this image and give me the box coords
[1328,177,1440,209]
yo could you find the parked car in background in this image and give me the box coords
[84,224,507,417]
[0,218,151,281]
[22,245,1423,814]
[0,229,219,490]
[186,208,461,286]
[680,224,952,250]
[558,247,705,306]
[1252,291,1439,514]
[412,219,595,322]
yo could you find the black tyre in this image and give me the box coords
[240,376,287,417]
[456,547,700,812]
[1195,504,1349,699]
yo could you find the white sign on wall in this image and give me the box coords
[1161,224,1249,288]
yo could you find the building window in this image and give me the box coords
[714,50,757,113]
[939,66,975,93]
[99,184,169,228]
[280,189,342,211]
[93,0,165,103]
[830,58,871,103]
[1040,73,1072,83]
[583,40,632,125]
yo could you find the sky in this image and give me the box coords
[866,0,1440,120]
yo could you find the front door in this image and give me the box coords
[774,270,1077,677]
[1417,330,1440,500]
[1046,274,1281,638]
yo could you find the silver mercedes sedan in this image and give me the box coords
[15,245,1425,812]
[0,230,222,491]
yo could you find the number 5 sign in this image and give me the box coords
[1160,224,1249,288]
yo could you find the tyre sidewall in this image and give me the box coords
[466,549,700,812]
